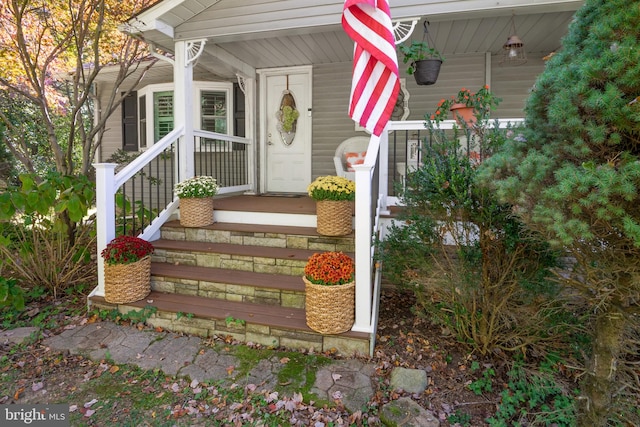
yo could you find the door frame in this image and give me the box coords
[257,65,313,194]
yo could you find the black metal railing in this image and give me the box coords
[194,130,250,189]
[115,142,179,236]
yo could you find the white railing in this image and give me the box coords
[91,127,253,299]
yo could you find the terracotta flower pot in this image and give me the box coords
[449,104,476,127]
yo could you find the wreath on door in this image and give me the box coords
[276,77,300,146]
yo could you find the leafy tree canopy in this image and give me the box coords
[0,0,156,176]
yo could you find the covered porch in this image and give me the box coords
[90,0,583,354]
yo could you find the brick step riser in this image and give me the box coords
[91,299,369,355]
[151,249,307,275]
[150,275,305,309]
[160,228,355,253]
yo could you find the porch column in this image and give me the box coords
[93,163,117,297]
[352,161,375,333]
[378,130,390,214]
[174,40,195,182]
[244,76,258,193]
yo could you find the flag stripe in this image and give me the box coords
[342,0,399,136]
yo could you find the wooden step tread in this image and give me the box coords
[91,291,368,339]
[152,239,352,261]
[164,220,341,237]
[151,262,304,292]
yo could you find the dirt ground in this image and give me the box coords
[373,287,501,426]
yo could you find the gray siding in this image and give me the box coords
[98,53,546,183]
[310,52,546,178]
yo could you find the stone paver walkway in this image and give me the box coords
[41,322,375,412]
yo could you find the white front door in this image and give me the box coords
[259,66,312,193]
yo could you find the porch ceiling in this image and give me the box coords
[127,0,584,80]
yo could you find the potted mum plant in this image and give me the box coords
[101,235,154,304]
[307,175,355,236]
[398,40,444,85]
[303,251,355,334]
[429,85,501,127]
[174,176,219,227]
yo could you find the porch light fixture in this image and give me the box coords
[500,14,527,66]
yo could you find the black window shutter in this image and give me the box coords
[233,83,245,138]
[122,91,138,152]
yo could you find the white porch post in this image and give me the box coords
[244,77,257,193]
[352,153,376,333]
[378,130,390,214]
[174,41,195,182]
[93,163,117,297]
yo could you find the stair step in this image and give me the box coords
[151,263,304,292]
[164,220,326,237]
[153,239,319,261]
[88,292,370,355]
[160,221,355,252]
[151,262,306,308]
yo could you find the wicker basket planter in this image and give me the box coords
[104,255,151,304]
[179,197,214,227]
[316,200,353,236]
[304,276,355,334]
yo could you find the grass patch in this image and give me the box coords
[228,344,332,402]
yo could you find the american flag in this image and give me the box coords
[342,0,399,136]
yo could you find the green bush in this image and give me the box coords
[379,118,565,356]
[0,172,96,297]
[0,277,25,311]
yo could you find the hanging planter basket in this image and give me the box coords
[413,59,442,85]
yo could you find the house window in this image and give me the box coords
[153,91,174,143]
[200,90,228,150]
[133,82,233,150]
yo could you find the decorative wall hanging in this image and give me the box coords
[276,76,300,146]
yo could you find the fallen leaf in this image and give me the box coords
[84,399,98,408]
[171,383,180,393]
[190,379,199,388]
[84,409,95,417]
[109,366,120,374]
[31,382,44,392]
[331,373,342,382]
[14,388,24,400]
[226,365,235,375]
[69,405,77,412]
[279,357,290,364]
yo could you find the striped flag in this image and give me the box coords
[342,0,399,136]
